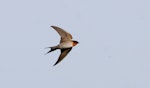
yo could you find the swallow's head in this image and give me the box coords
[72,40,79,46]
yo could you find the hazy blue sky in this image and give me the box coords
[0,0,150,88]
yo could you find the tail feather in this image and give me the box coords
[45,46,57,54]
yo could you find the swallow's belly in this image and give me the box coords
[59,42,73,49]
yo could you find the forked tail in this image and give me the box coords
[45,46,58,54]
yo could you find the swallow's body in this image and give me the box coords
[59,41,74,48]
[46,26,78,66]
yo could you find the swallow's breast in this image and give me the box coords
[59,41,73,49]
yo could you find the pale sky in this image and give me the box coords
[0,0,150,88]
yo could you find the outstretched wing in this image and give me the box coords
[53,48,72,66]
[51,26,72,42]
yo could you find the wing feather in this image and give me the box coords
[53,48,72,66]
[51,26,72,42]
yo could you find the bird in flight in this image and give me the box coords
[46,26,79,66]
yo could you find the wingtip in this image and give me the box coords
[53,60,61,66]
[53,63,57,66]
